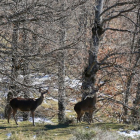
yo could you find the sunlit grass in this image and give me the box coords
[0,117,136,140]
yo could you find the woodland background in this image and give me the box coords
[0,0,140,128]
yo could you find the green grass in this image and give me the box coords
[0,118,136,140]
[0,119,75,140]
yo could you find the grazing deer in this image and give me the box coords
[74,94,96,124]
[8,88,48,126]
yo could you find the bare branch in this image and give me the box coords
[100,1,138,17]
[101,5,137,26]
[104,27,137,34]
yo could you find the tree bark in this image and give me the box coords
[58,51,66,124]
[11,22,19,89]
[82,0,104,122]
[58,0,66,124]
[82,0,104,98]
[22,27,30,121]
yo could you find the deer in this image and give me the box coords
[7,88,48,126]
[74,94,96,124]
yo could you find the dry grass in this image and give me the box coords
[0,116,135,140]
[70,126,134,140]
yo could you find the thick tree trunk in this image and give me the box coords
[82,0,104,122]
[82,0,104,98]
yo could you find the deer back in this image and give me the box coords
[10,98,37,111]
[10,88,48,111]
[74,96,96,112]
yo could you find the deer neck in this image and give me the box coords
[36,95,44,106]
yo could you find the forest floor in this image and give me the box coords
[0,118,138,140]
[0,89,139,139]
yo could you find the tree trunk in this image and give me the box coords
[11,22,19,89]
[58,0,66,124]
[82,0,104,98]
[82,0,104,122]
[123,75,132,116]
[58,51,66,124]
[22,27,30,121]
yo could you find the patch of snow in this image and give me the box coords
[69,98,77,103]
[43,100,47,104]
[46,97,58,102]
[6,133,12,138]
[31,74,52,85]
[66,110,72,112]
[17,117,52,124]
[32,80,40,85]
[65,76,82,89]
[43,87,49,90]
[118,130,140,139]
[53,89,58,91]
[29,117,52,123]
[33,135,36,139]
[39,75,51,81]
[99,81,105,84]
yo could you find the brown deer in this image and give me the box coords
[74,94,96,124]
[8,88,48,126]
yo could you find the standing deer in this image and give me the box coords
[8,88,48,126]
[74,94,96,124]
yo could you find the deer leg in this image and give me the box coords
[77,114,81,123]
[31,111,35,126]
[76,111,81,123]
[76,113,80,123]
[79,112,84,122]
[7,112,11,123]
[77,112,84,123]
[89,110,93,124]
[77,115,81,123]
[13,109,18,125]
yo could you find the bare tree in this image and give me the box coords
[80,0,139,122]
